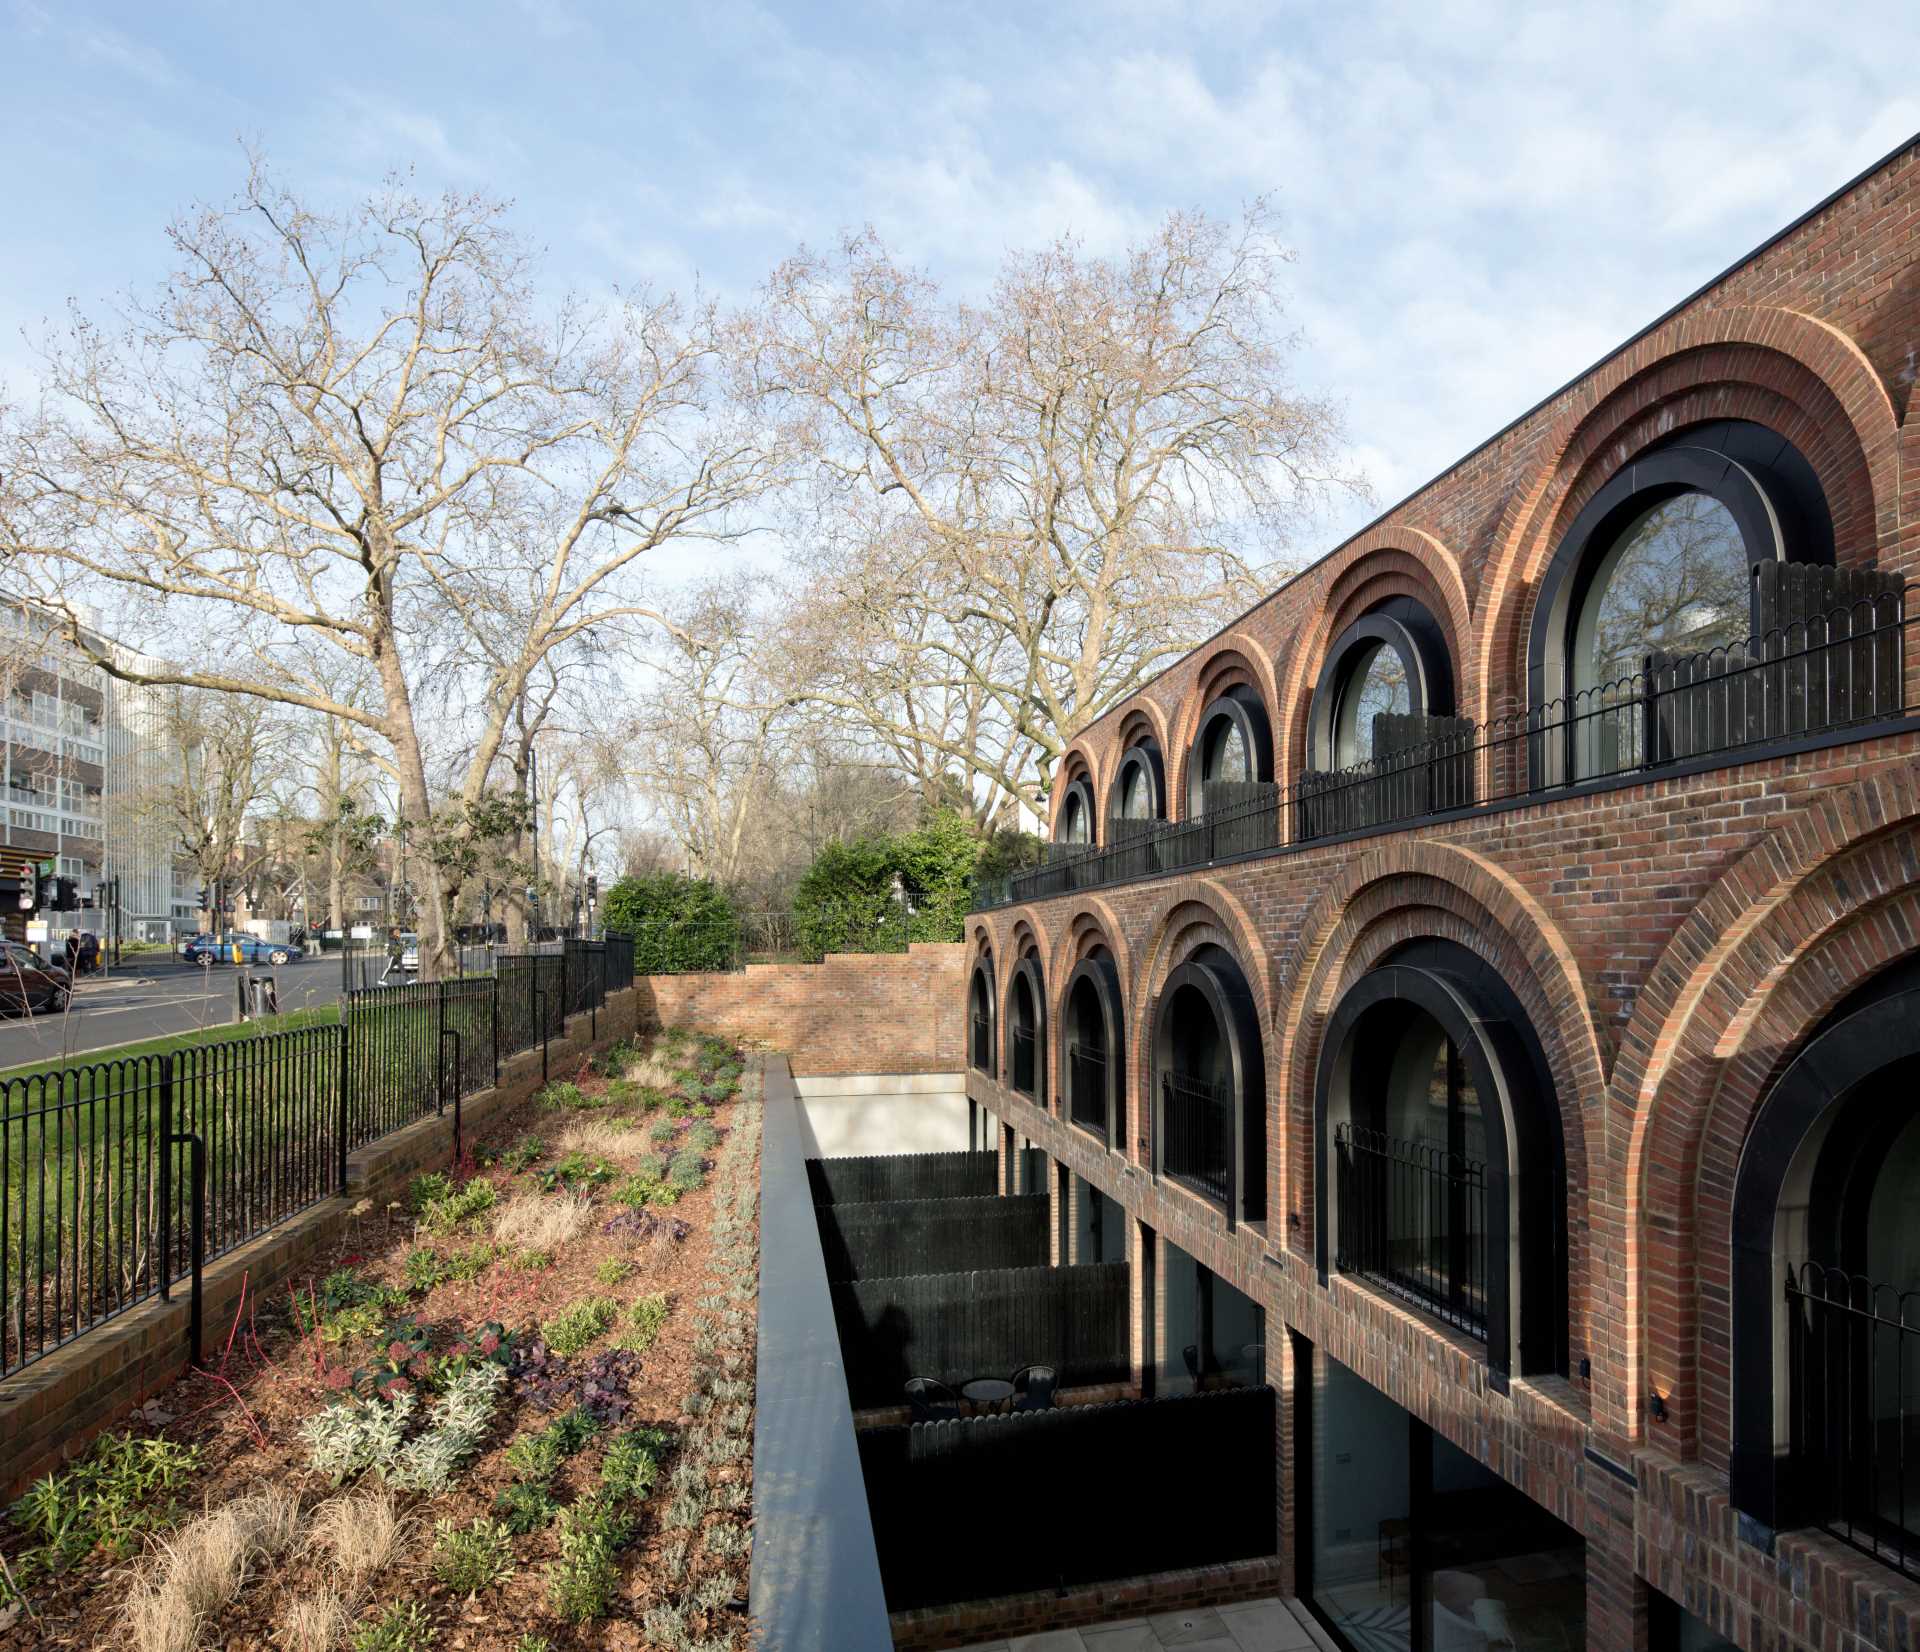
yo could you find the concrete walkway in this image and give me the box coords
[946,1596,1336,1652]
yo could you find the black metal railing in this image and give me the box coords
[1785,1261,1920,1578]
[974,588,1912,911]
[1068,1042,1108,1137]
[1010,1026,1038,1097]
[970,1013,991,1073]
[1,944,634,1379]
[1334,1122,1487,1339]
[1160,1071,1233,1209]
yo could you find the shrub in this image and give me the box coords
[790,808,981,959]
[417,1177,496,1236]
[8,1433,202,1578]
[493,1481,560,1535]
[594,1258,632,1287]
[431,1516,515,1594]
[406,1172,452,1213]
[542,1297,618,1357]
[545,1496,634,1623]
[611,1292,670,1355]
[349,1601,437,1652]
[500,1135,545,1172]
[403,1248,449,1292]
[514,1343,644,1422]
[600,873,740,974]
[600,1425,670,1501]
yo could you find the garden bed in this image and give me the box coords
[0,1027,762,1652]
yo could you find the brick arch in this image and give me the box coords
[1106,702,1173,819]
[1165,633,1283,821]
[1613,768,1920,1460]
[1047,899,1133,1000]
[1274,865,1599,1297]
[1049,745,1104,842]
[1272,527,1475,791]
[1475,307,1901,726]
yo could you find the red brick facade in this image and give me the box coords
[968,141,1920,1652]
[640,942,965,1076]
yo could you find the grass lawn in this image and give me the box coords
[0,1004,342,1088]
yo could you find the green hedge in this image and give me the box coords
[599,873,741,974]
[791,809,981,962]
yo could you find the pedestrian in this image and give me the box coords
[78,931,99,974]
[63,931,79,974]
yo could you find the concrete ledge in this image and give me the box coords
[794,1072,965,1098]
[0,986,641,1500]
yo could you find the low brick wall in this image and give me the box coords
[0,986,642,1500]
[638,942,965,1076]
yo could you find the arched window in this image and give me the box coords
[968,958,996,1074]
[1307,599,1456,772]
[1185,686,1273,818]
[1527,419,1834,783]
[1063,950,1125,1144]
[1333,644,1410,766]
[1008,950,1047,1106]
[1315,939,1567,1387]
[1152,943,1265,1228]
[1730,955,1920,1573]
[1054,775,1096,846]
[1109,741,1166,827]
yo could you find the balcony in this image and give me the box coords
[973,587,1912,912]
[1160,1070,1233,1209]
[1067,1041,1108,1138]
[1334,1122,1488,1340]
[1784,1261,1920,1578]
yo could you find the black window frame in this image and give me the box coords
[1151,944,1266,1229]
[1062,950,1125,1147]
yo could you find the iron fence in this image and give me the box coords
[1334,1122,1488,1339]
[970,1013,991,1073]
[1068,1043,1109,1138]
[1160,1071,1233,1209]
[1785,1261,1920,1577]
[831,1260,1130,1409]
[1010,1027,1039,1098]
[1,943,633,1379]
[978,588,1912,911]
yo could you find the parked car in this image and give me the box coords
[0,943,71,1014]
[182,932,302,967]
[399,932,420,973]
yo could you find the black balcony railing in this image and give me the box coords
[970,1012,992,1072]
[1160,1071,1233,1209]
[974,587,1912,912]
[1785,1261,1920,1578]
[1334,1122,1488,1340]
[1068,1042,1108,1138]
[1011,1026,1038,1097]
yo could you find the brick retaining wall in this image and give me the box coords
[638,942,965,1076]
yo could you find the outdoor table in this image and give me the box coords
[962,1377,1015,1415]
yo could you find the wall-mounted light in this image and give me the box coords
[1649,1391,1668,1422]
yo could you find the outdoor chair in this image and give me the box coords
[1011,1363,1057,1411]
[1182,1343,1202,1381]
[904,1375,961,1423]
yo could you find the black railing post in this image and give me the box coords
[441,1028,463,1164]
[535,989,549,1087]
[167,1130,204,1365]
[158,1056,175,1301]
[491,973,500,1084]
[336,1019,350,1193]
[1640,654,1659,770]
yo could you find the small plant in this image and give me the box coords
[403,1248,450,1292]
[417,1176,497,1236]
[540,1150,616,1192]
[594,1258,632,1287]
[704,1520,749,1557]
[600,1425,670,1500]
[511,1248,553,1270]
[429,1321,514,1386]
[513,1342,644,1422]
[7,1432,203,1579]
[350,1600,437,1652]
[611,1291,669,1354]
[511,1638,555,1652]
[545,1496,634,1623]
[407,1171,453,1213]
[648,1119,678,1143]
[541,1296,617,1357]
[536,1080,586,1109]
[494,1479,561,1534]
[352,1317,433,1399]
[500,1135,545,1172]
[666,1148,708,1191]
[431,1516,515,1594]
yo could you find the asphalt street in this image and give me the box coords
[0,955,344,1071]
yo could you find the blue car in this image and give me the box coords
[181,932,301,966]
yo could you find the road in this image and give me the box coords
[0,955,344,1071]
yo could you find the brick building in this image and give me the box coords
[964,136,1920,1651]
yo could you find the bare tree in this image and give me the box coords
[147,690,288,922]
[752,202,1359,816]
[0,160,780,973]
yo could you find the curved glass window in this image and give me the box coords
[1334,642,1412,767]
[1059,789,1089,843]
[1202,717,1248,785]
[1577,491,1751,690]
[1118,764,1152,821]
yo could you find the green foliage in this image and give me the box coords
[666,1148,707,1192]
[595,1258,633,1287]
[545,1495,635,1623]
[493,1479,560,1535]
[407,1171,452,1212]
[536,1080,586,1110]
[511,1248,553,1271]
[511,1638,555,1652]
[417,1176,496,1235]
[500,1135,545,1173]
[445,1242,497,1283]
[541,1296,618,1357]
[350,1601,438,1652]
[973,824,1046,888]
[600,872,741,974]
[610,1293,668,1354]
[600,1425,670,1501]
[431,1515,515,1594]
[404,1248,450,1292]
[791,807,981,958]
[6,1433,201,1580]
[540,1150,615,1191]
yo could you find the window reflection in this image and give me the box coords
[1581,491,1751,689]
[1203,717,1248,785]
[1060,789,1088,843]
[1336,642,1412,766]
[1119,764,1152,820]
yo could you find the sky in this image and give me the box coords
[1,0,1916,591]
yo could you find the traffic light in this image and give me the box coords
[586,874,598,904]
[197,885,209,910]
[14,878,32,913]
[53,877,77,912]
